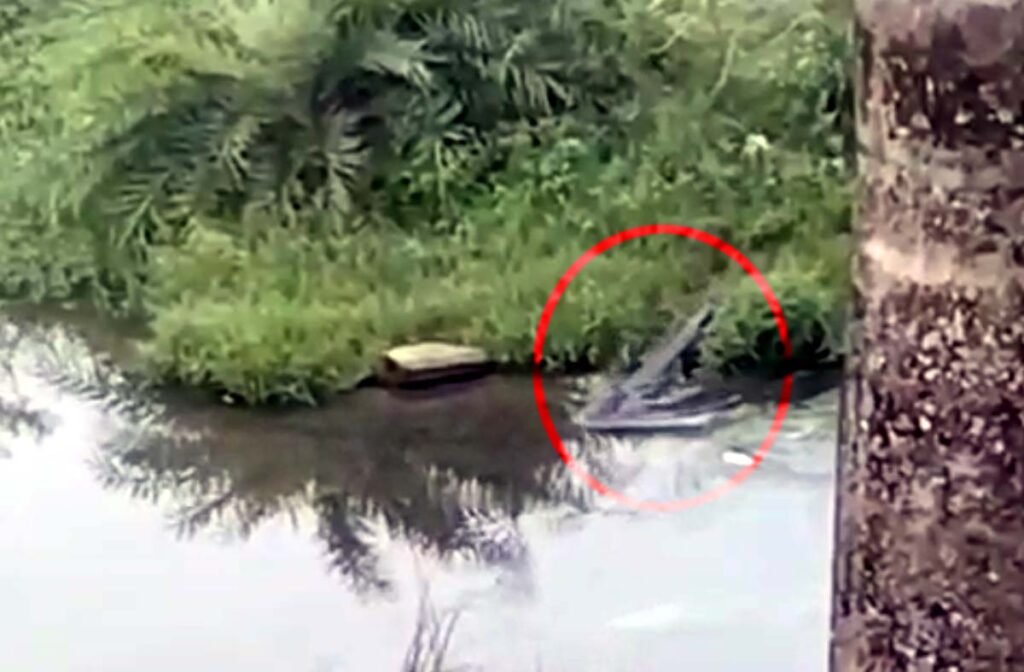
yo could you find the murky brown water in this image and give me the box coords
[0,307,838,671]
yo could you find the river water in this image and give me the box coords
[0,308,839,671]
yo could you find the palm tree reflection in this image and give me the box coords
[0,319,61,453]
[53,346,595,593]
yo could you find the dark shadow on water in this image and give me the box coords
[0,305,841,671]
[0,304,838,595]
[10,313,593,593]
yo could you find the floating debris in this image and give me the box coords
[376,342,494,387]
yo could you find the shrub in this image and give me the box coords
[0,0,855,403]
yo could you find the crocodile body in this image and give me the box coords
[574,303,743,433]
[572,302,842,434]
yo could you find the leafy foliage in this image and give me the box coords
[0,0,856,403]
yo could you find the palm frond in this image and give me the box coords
[359,30,435,89]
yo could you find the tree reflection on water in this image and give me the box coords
[0,320,60,455]
[0,314,597,593]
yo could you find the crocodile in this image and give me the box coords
[573,302,840,434]
[573,303,741,433]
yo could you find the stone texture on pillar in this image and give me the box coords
[831,0,1024,670]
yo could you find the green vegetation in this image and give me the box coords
[0,0,854,404]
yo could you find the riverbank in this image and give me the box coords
[0,306,839,671]
[0,0,853,405]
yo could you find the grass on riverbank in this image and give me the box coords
[0,0,854,404]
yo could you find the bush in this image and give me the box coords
[0,0,855,403]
